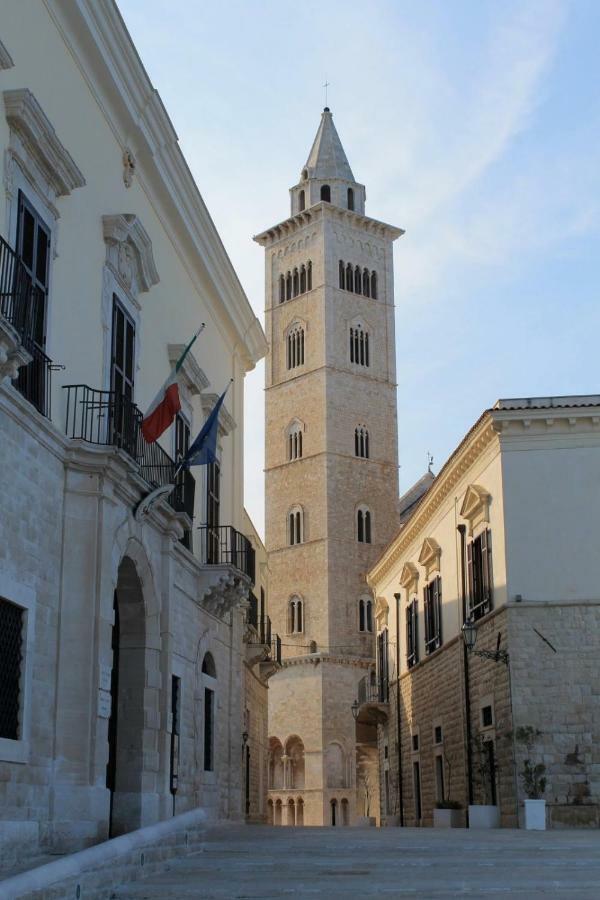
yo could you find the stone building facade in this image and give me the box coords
[255,109,403,826]
[0,0,268,871]
[367,397,600,829]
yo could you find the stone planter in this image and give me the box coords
[523,799,546,830]
[433,808,464,828]
[354,816,376,827]
[468,805,500,828]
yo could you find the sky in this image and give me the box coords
[119,0,600,537]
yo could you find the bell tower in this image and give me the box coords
[255,108,403,826]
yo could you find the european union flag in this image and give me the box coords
[180,383,230,469]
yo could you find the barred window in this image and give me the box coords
[424,576,442,654]
[359,597,373,633]
[350,325,369,367]
[288,422,303,460]
[357,505,372,544]
[288,506,304,545]
[355,425,369,458]
[0,598,24,740]
[406,598,419,669]
[467,529,493,621]
[289,596,304,633]
[287,325,305,370]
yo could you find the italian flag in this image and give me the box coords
[141,325,204,443]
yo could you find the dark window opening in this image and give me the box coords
[175,413,192,550]
[357,509,371,544]
[406,598,419,668]
[204,687,214,771]
[320,185,331,202]
[339,260,345,289]
[481,705,493,728]
[0,598,24,740]
[206,461,220,564]
[371,271,377,299]
[467,529,493,620]
[434,725,443,745]
[170,675,181,794]
[347,187,354,210]
[377,629,389,701]
[424,576,442,654]
[413,761,422,822]
[354,265,362,295]
[298,189,305,212]
[412,733,419,752]
[307,260,312,290]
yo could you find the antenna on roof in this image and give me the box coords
[427,451,434,474]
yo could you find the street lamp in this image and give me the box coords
[462,615,509,665]
[351,699,360,721]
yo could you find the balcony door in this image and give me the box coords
[206,461,220,564]
[175,413,192,549]
[110,297,136,454]
[15,191,50,414]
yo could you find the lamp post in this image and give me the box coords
[462,616,509,665]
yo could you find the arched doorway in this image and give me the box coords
[106,555,154,837]
[296,798,304,826]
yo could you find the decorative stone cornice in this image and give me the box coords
[418,537,442,580]
[368,413,497,587]
[201,392,236,436]
[4,89,85,196]
[168,344,209,396]
[253,201,403,248]
[375,596,389,628]
[102,214,159,299]
[460,484,491,536]
[281,654,372,670]
[0,40,14,70]
[399,561,419,595]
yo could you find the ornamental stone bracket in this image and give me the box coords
[0,316,31,381]
[102,214,159,305]
[199,566,250,620]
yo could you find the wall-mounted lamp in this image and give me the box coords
[462,616,509,665]
[351,699,360,721]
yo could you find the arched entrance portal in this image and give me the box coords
[107,555,155,837]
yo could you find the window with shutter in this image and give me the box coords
[407,598,419,669]
[468,529,493,620]
[424,577,442,654]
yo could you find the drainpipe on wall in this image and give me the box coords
[457,524,474,808]
[393,593,405,826]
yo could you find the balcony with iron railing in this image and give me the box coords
[353,673,389,726]
[0,235,53,417]
[63,383,195,520]
[197,524,255,584]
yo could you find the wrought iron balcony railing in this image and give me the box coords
[357,673,388,705]
[270,634,281,666]
[63,383,195,518]
[197,525,255,584]
[0,236,53,418]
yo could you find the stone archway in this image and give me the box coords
[107,552,160,836]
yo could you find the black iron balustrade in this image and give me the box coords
[270,634,282,666]
[0,238,53,418]
[247,592,259,630]
[0,234,32,334]
[63,384,195,517]
[197,525,256,583]
[358,673,388,706]
[260,615,272,647]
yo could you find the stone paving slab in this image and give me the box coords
[111,825,600,899]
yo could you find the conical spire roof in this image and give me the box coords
[304,108,355,182]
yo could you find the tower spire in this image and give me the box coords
[304,108,355,183]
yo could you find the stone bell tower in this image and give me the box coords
[254,108,403,826]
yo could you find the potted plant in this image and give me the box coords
[515,726,547,830]
[469,735,500,828]
[434,799,464,828]
[433,752,464,827]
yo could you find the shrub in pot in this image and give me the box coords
[433,800,464,828]
[515,726,547,830]
[469,734,500,828]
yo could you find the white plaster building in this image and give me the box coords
[367,396,600,829]
[0,0,269,871]
[255,109,403,826]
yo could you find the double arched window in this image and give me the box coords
[359,597,373,632]
[289,595,304,633]
[350,324,369,367]
[355,426,369,458]
[338,261,377,299]
[288,421,303,460]
[288,506,304,545]
[357,505,372,544]
[287,324,305,370]
[279,261,313,304]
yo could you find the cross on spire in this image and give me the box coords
[323,80,330,108]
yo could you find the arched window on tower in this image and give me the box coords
[287,324,305,370]
[299,189,305,212]
[339,260,345,290]
[307,260,312,291]
[288,505,304,545]
[371,271,377,299]
[354,425,369,459]
[347,187,354,211]
[279,274,285,304]
[346,263,354,292]
[362,268,370,297]
[349,324,369,367]
[292,268,299,297]
[359,597,374,632]
[354,265,362,295]
[286,271,292,301]
[287,420,303,461]
[300,264,306,294]
[288,595,304,633]
[320,184,331,202]
[357,505,372,544]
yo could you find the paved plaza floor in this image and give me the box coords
[112,824,600,899]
